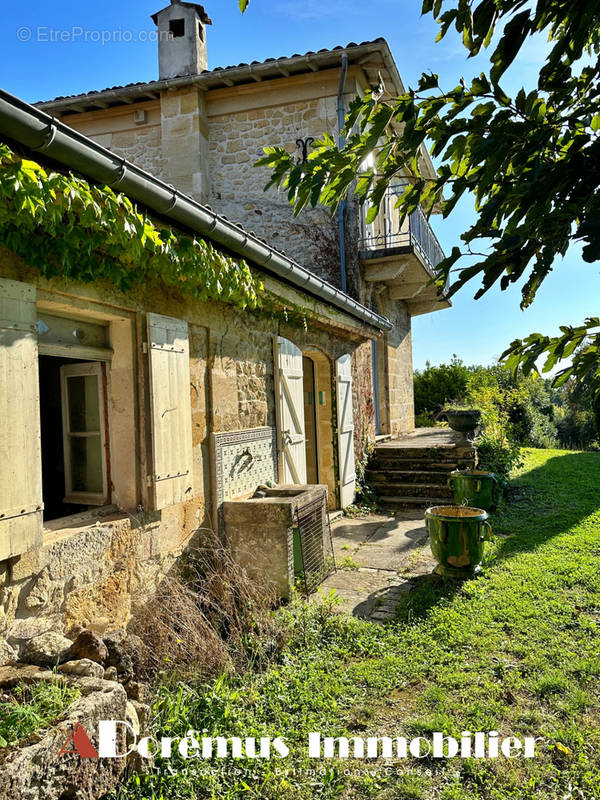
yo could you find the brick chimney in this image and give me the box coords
[151,1,212,80]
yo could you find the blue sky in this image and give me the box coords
[2,0,597,370]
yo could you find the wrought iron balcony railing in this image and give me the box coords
[359,188,445,273]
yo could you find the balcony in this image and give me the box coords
[359,186,451,316]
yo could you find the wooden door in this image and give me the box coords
[336,354,356,508]
[274,337,307,484]
[0,278,43,558]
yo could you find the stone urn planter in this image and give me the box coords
[425,505,493,578]
[443,408,482,445]
[448,469,499,511]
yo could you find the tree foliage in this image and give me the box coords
[413,356,471,416]
[415,356,599,451]
[0,144,261,310]
[256,0,600,394]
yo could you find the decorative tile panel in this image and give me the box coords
[213,426,278,507]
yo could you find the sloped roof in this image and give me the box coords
[37,39,400,110]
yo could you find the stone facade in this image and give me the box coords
[0,243,377,646]
[378,297,415,436]
[55,65,417,437]
[207,90,343,288]
[69,102,167,183]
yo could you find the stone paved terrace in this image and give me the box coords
[318,512,437,623]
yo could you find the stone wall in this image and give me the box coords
[379,297,415,435]
[0,248,377,649]
[62,102,167,183]
[55,72,420,445]
[207,94,343,288]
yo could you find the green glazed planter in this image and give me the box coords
[448,469,498,511]
[425,505,493,578]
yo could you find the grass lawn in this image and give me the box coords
[116,449,600,800]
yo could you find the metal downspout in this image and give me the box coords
[337,53,349,294]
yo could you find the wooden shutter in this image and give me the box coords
[147,313,194,509]
[0,278,43,559]
[274,336,307,485]
[336,354,356,508]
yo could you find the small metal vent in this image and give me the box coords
[295,493,336,595]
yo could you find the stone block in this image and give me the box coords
[164,115,193,138]
[9,548,45,582]
[22,631,72,667]
[0,676,128,799]
[180,90,200,115]
[7,617,59,647]
[160,93,180,118]
[58,658,105,680]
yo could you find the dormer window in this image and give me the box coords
[169,18,185,38]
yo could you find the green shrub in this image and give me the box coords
[413,357,470,415]
[476,433,523,479]
[414,411,437,428]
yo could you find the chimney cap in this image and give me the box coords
[151,1,212,26]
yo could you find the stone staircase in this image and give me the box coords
[367,429,476,511]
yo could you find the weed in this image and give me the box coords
[129,531,286,682]
[0,679,80,747]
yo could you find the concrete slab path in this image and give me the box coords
[319,512,437,623]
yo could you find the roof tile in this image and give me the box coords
[37,38,386,105]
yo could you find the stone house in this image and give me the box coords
[0,87,390,642]
[38,0,450,444]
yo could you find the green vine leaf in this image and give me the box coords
[0,144,262,311]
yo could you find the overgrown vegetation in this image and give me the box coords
[115,449,600,800]
[0,144,261,310]
[130,534,285,683]
[0,680,80,748]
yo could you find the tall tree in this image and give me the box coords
[248,0,600,393]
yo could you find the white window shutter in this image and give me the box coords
[336,354,356,508]
[274,336,307,485]
[147,313,194,510]
[0,278,43,559]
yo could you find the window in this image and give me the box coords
[0,278,195,550]
[60,362,109,506]
[169,18,185,38]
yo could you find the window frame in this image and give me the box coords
[59,361,110,507]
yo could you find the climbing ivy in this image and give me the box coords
[0,144,261,310]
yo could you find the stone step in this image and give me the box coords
[373,446,475,462]
[371,483,453,499]
[377,495,450,510]
[366,469,452,485]
[369,458,474,472]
